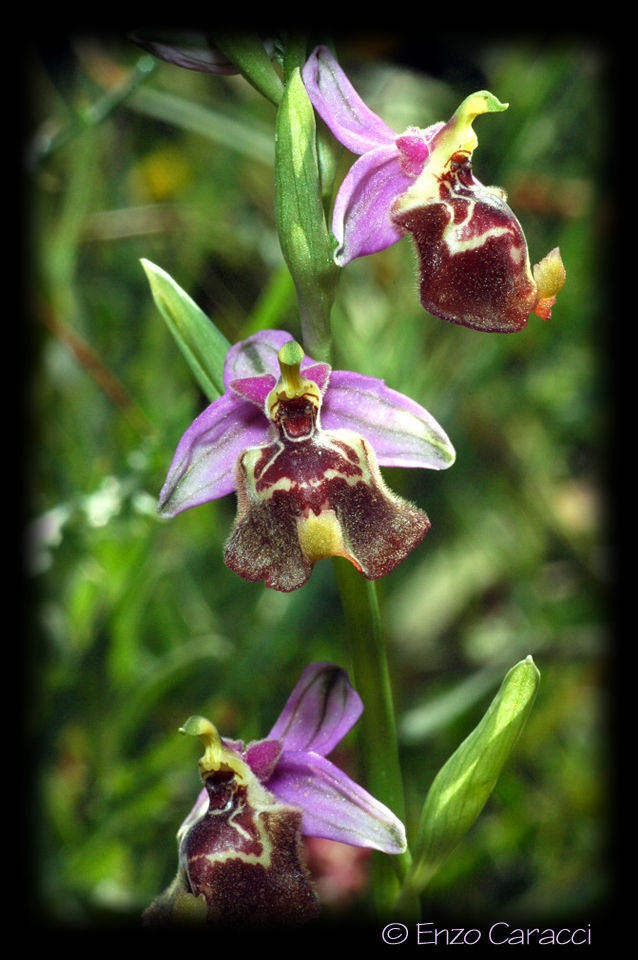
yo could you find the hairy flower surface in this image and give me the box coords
[143,663,406,926]
[302,46,565,332]
[159,329,455,591]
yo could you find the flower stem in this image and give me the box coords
[273,33,416,916]
[333,560,418,917]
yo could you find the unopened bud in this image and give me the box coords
[532,247,567,320]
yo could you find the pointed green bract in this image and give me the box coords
[404,656,540,896]
[141,259,230,402]
[274,67,338,361]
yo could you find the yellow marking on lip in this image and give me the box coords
[439,197,512,256]
[297,508,348,563]
[203,804,273,869]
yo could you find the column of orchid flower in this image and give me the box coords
[138,31,562,928]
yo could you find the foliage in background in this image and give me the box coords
[28,34,608,926]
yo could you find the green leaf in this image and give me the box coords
[141,259,230,401]
[274,66,338,361]
[404,656,540,896]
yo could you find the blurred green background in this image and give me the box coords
[27,33,609,929]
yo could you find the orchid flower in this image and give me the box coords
[302,45,565,333]
[159,329,455,592]
[143,663,406,925]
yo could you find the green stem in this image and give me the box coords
[209,32,284,106]
[333,560,418,917]
[280,30,310,83]
[272,33,414,916]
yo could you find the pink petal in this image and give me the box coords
[157,392,268,516]
[267,662,362,756]
[223,330,331,388]
[267,750,406,853]
[323,370,456,470]
[228,374,277,407]
[223,329,294,385]
[243,738,282,780]
[302,45,397,155]
[332,146,412,265]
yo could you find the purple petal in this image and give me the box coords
[243,738,283,781]
[395,124,446,176]
[268,662,362,757]
[228,374,277,407]
[298,362,331,394]
[322,371,456,470]
[302,45,397,155]
[222,330,330,387]
[158,392,268,516]
[267,751,407,853]
[223,330,295,386]
[332,146,411,265]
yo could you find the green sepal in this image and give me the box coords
[210,32,284,106]
[404,656,540,897]
[274,66,338,361]
[141,259,230,402]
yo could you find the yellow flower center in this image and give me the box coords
[394,90,508,215]
[180,715,251,785]
[265,341,322,439]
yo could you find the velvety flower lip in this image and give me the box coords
[302,46,566,331]
[302,45,444,265]
[158,328,455,520]
[181,662,407,854]
[147,665,406,924]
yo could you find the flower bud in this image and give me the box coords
[532,247,567,320]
